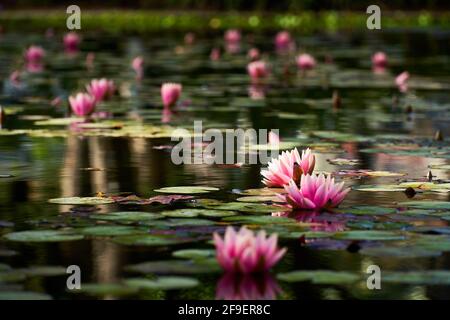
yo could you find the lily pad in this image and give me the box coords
[333,231,405,241]
[154,186,219,194]
[90,211,161,222]
[125,276,199,290]
[113,234,187,246]
[161,209,236,218]
[125,260,220,275]
[0,291,52,300]
[341,206,397,215]
[73,283,138,297]
[277,270,360,284]
[22,266,67,277]
[360,246,441,258]
[172,249,216,260]
[79,226,143,237]
[4,230,84,242]
[236,196,283,203]
[398,201,450,210]
[383,271,450,285]
[48,197,115,205]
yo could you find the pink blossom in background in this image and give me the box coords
[132,56,144,80]
[372,51,388,73]
[161,83,182,108]
[210,48,221,61]
[224,29,241,44]
[296,53,316,71]
[261,148,316,187]
[68,92,96,117]
[64,32,80,53]
[86,78,115,102]
[247,48,260,61]
[247,61,269,82]
[396,71,410,92]
[213,226,286,274]
[275,31,293,51]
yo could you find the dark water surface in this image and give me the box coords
[1,29,450,300]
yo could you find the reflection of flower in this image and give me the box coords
[248,84,266,100]
[293,211,346,232]
[261,148,315,187]
[224,29,241,44]
[280,174,350,210]
[213,226,286,273]
[216,273,282,300]
[296,53,316,71]
[247,48,260,61]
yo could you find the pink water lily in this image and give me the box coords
[86,78,115,102]
[64,32,80,53]
[224,29,241,44]
[213,226,286,274]
[68,92,96,117]
[25,45,45,64]
[161,83,182,108]
[132,56,144,80]
[396,71,410,92]
[280,174,350,210]
[372,51,387,73]
[275,31,293,50]
[296,53,316,71]
[261,148,315,187]
[247,61,269,82]
[248,48,260,61]
[210,48,221,61]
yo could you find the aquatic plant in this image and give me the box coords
[296,53,316,71]
[261,148,315,187]
[213,226,286,273]
[86,78,115,102]
[161,83,182,108]
[68,92,96,117]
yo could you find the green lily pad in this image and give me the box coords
[383,271,450,285]
[277,270,360,284]
[172,249,216,260]
[48,197,115,205]
[154,186,219,194]
[342,206,397,215]
[90,211,161,222]
[205,202,286,214]
[0,271,26,283]
[240,188,285,196]
[125,276,199,290]
[353,185,405,192]
[0,291,52,300]
[79,226,143,237]
[398,201,450,210]
[236,196,283,203]
[113,234,186,246]
[73,283,138,296]
[125,260,220,275]
[223,215,295,225]
[160,209,236,218]
[333,231,405,241]
[360,246,441,258]
[4,230,84,242]
[22,266,67,277]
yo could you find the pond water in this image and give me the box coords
[1,29,450,300]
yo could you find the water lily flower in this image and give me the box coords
[268,131,280,145]
[68,92,96,117]
[86,78,115,102]
[296,53,316,71]
[372,51,387,73]
[25,45,45,64]
[184,32,195,45]
[132,56,144,80]
[280,174,350,210]
[395,71,410,93]
[161,83,182,108]
[210,48,221,61]
[224,29,241,44]
[261,148,316,187]
[64,32,80,53]
[213,226,286,274]
[275,31,293,51]
[247,61,269,82]
[248,48,260,61]
[9,70,21,86]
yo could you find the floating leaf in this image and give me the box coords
[125,260,220,275]
[113,234,187,246]
[398,201,450,210]
[22,266,67,277]
[360,246,441,258]
[79,226,144,237]
[125,276,199,290]
[223,215,295,225]
[154,186,219,194]
[236,196,283,203]
[73,283,137,297]
[172,249,216,260]
[0,291,52,300]
[48,197,115,205]
[383,271,450,285]
[333,231,405,241]
[340,206,397,215]
[90,211,161,222]
[161,209,236,218]
[353,185,405,192]
[277,270,360,284]
[0,270,26,283]
[4,230,84,242]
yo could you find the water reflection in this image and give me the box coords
[216,273,282,300]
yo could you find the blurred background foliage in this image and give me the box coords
[1,0,449,11]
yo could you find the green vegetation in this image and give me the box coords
[0,10,449,34]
